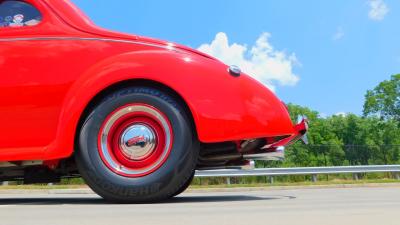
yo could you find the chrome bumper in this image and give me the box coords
[242,116,308,161]
[243,146,285,161]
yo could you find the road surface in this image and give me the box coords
[0,186,399,225]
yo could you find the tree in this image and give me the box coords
[363,74,400,122]
[284,103,400,167]
[286,104,346,166]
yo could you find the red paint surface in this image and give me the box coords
[0,0,301,161]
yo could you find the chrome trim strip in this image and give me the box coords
[0,36,177,51]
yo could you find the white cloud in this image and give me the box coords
[335,112,347,117]
[319,113,328,119]
[332,27,344,41]
[368,0,389,21]
[197,32,300,91]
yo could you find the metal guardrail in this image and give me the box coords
[195,165,400,179]
[2,165,398,186]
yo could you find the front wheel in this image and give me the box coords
[75,87,199,203]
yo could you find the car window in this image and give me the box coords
[0,0,42,28]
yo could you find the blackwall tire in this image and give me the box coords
[171,171,195,197]
[75,87,199,203]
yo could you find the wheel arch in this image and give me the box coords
[44,78,199,160]
[75,79,199,142]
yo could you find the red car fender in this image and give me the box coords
[46,49,296,159]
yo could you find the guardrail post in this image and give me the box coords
[2,181,8,186]
[311,174,317,182]
[353,173,359,181]
[269,176,274,184]
[226,177,231,185]
[393,172,400,180]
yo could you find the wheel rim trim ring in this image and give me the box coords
[98,104,173,177]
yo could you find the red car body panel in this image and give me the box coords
[0,0,301,161]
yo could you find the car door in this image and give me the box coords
[0,0,96,154]
[0,0,65,153]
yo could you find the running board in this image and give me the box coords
[0,161,43,168]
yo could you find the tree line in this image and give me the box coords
[282,74,400,167]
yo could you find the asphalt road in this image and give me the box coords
[0,186,399,225]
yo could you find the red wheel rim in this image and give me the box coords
[97,104,173,177]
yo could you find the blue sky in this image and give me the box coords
[72,0,400,116]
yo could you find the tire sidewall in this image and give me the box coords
[76,88,198,201]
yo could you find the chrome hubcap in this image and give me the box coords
[98,104,173,177]
[120,124,157,160]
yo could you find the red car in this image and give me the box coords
[0,0,307,202]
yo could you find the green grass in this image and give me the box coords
[0,179,399,190]
[0,184,87,190]
[189,178,400,189]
